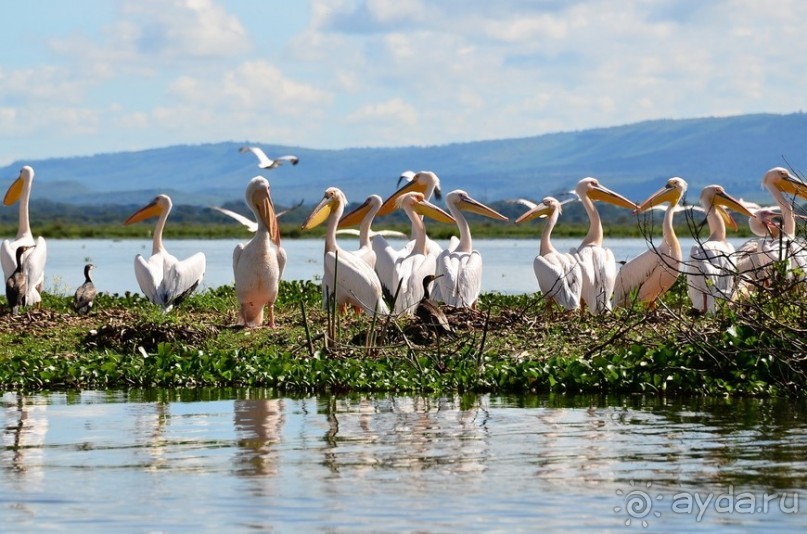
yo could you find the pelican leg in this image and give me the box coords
[267,305,276,328]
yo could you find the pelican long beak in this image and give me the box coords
[713,189,756,218]
[636,184,679,213]
[253,185,280,245]
[302,196,334,230]
[338,197,373,228]
[413,197,456,224]
[124,198,163,225]
[515,202,553,224]
[716,205,739,232]
[588,184,639,210]
[3,175,24,206]
[458,194,509,221]
[778,172,807,199]
[377,178,428,216]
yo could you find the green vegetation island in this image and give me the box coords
[1,277,803,397]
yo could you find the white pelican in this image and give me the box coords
[124,194,206,311]
[5,245,31,314]
[613,177,688,309]
[239,146,299,169]
[73,263,97,315]
[760,167,807,273]
[573,177,639,314]
[382,192,456,316]
[515,197,582,311]
[685,185,755,314]
[373,171,444,291]
[233,177,285,328]
[1,166,47,307]
[734,208,783,286]
[432,190,508,308]
[302,187,389,316]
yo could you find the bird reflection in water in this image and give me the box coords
[233,398,284,477]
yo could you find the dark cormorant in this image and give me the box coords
[74,263,97,315]
[415,274,453,337]
[5,245,30,314]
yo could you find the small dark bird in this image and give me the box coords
[416,274,453,338]
[74,263,97,315]
[5,245,30,314]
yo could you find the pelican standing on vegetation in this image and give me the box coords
[73,263,97,315]
[382,192,456,315]
[432,190,508,308]
[685,185,756,314]
[5,245,31,314]
[302,187,389,316]
[233,177,285,328]
[760,167,807,273]
[573,178,639,314]
[516,197,582,311]
[1,166,47,307]
[613,177,688,309]
[124,194,206,311]
[239,146,299,169]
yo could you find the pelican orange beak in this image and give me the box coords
[302,194,335,230]
[588,184,639,210]
[253,184,280,245]
[338,196,373,228]
[124,198,163,225]
[411,195,456,224]
[3,175,24,206]
[777,171,807,199]
[515,201,553,224]
[713,189,756,219]
[457,193,509,221]
[377,177,429,216]
[636,184,680,213]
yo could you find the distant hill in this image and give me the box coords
[2,113,806,208]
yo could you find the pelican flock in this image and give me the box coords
[124,194,207,311]
[3,146,807,331]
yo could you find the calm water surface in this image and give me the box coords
[44,237,747,296]
[1,391,804,532]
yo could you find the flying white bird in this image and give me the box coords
[240,146,299,169]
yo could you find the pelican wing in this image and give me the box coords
[613,247,680,307]
[575,244,616,313]
[212,206,258,232]
[371,234,404,296]
[393,253,436,315]
[276,244,287,278]
[0,240,15,280]
[161,252,206,307]
[534,252,582,311]
[323,249,388,316]
[23,237,47,304]
[686,242,736,313]
[134,254,164,305]
[233,242,246,273]
[435,250,483,307]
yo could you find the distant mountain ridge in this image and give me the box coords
[2,113,806,208]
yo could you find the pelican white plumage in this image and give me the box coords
[432,190,508,308]
[685,185,755,314]
[760,167,807,273]
[613,177,688,309]
[1,166,47,307]
[124,194,206,311]
[239,146,299,169]
[233,177,285,328]
[734,208,784,286]
[515,197,582,311]
[302,187,389,316]
[382,192,456,315]
[573,178,639,314]
[373,171,444,295]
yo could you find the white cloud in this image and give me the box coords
[347,97,417,126]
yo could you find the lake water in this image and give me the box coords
[42,237,747,296]
[2,391,804,532]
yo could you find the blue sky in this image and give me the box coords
[1,0,806,165]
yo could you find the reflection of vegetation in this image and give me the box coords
[0,277,804,396]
